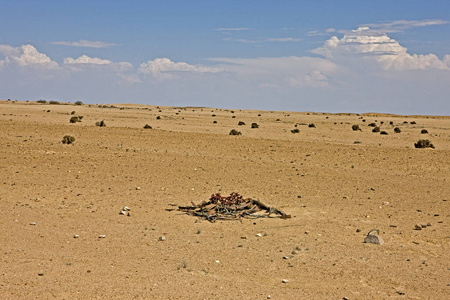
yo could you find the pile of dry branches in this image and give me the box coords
[178,192,290,222]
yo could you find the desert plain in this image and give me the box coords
[0,100,449,299]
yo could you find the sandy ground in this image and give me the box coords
[0,100,449,299]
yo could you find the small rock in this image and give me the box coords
[414,224,422,230]
[158,236,166,241]
[256,233,262,237]
[38,273,44,276]
[136,187,141,190]
[119,210,127,215]
[73,234,80,238]
[364,229,384,245]
[356,228,361,233]
[29,222,36,226]
[98,235,106,238]
[292,249,300,255]
[282,256,289,260]
[282,279,289,283]
[427,222,432,227]
[421,224,427,228]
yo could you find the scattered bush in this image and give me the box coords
[380,131,388,135]
[368,123,376,127]
[258,114,261,117]
[308,123,316,128]
[71,111,76,115]
[238,121,246,126]
[49,100,60,105]
[291,129,300,134]
[389,121,394,125]
[69,116,83,123]
[394,127,401,133]
[74,101,83,106]
[156,116,161,120]
[372,126,381,133]
[232,116,236,118]
[62,135,75,144]
[229,129,242,136]
[213,121,217,124]
[95,120,106,127]
[36,100,47,104]
[143,124,152,129]
[414,139,435,149]
[352,125,361,131]
[212,114,216,117]
[421,129,428,134]
[251,123,259,129]
[410,121,416,125]
[276,119,281,122]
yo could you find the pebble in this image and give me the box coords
[256,233,262,237]
[158,236,166,241]
[29,222,36,225]
[282,279,288,283]
[364,234,384,245]
[136,187,141,190]
[98,235,106,238]
[73,235,80,238]
[414,224,422,230]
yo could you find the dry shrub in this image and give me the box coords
[394,127,401,133]
[421,129,428,134]
[229,129,242,136]
[238,121,246,126]
[251,123,259,128]
[414,139,435,149]
[291,129,300,134]
[143,124,152,129]
[62,135,75,144]
[372,126,381,133]
[95,120,106,127]
[352,125,361,131]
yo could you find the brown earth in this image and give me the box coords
[0,100,449,299]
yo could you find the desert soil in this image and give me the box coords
[0,100,449,299]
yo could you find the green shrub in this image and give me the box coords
[238,121,246,126]
[36,100,47,104]
[421,129,428,134]
[251,123,259,129]
[49,100,60,105]
[74,101,83,106]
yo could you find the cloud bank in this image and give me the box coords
[1,22,449,114]
[52,40,117,48]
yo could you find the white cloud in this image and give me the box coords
[53,40,117,48]
[311,27,449,70]
[139,58,222,79]
[64,55,111,65]
[266,37,301,42]
[288,70,329,88]
[359,19,449,33]
[0,44,58,69]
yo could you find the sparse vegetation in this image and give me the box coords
[308,123,316,128]
[95,120,106,127]
[414,139,435,149]
[143,124,152,129]
[394,127,401,133]
[62,135,75,144]
[74,101,83,106]
[156,116,161,120]
[229,129,242,136]
[36,100,47,104]
[251,123,259,129]
[421,129,428,134]
[368,123,376,127]
[213,120,217,124]
[352,125,361,131]
[380,131,388,135]
[49,100,60,105]
[69,116,83,123]
[372,126,381,133]
[410,121,416,125]
[291,129,300,134]
[238,121,246,126]
[71,111,76,115]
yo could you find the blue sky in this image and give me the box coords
[1,0,449,114]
